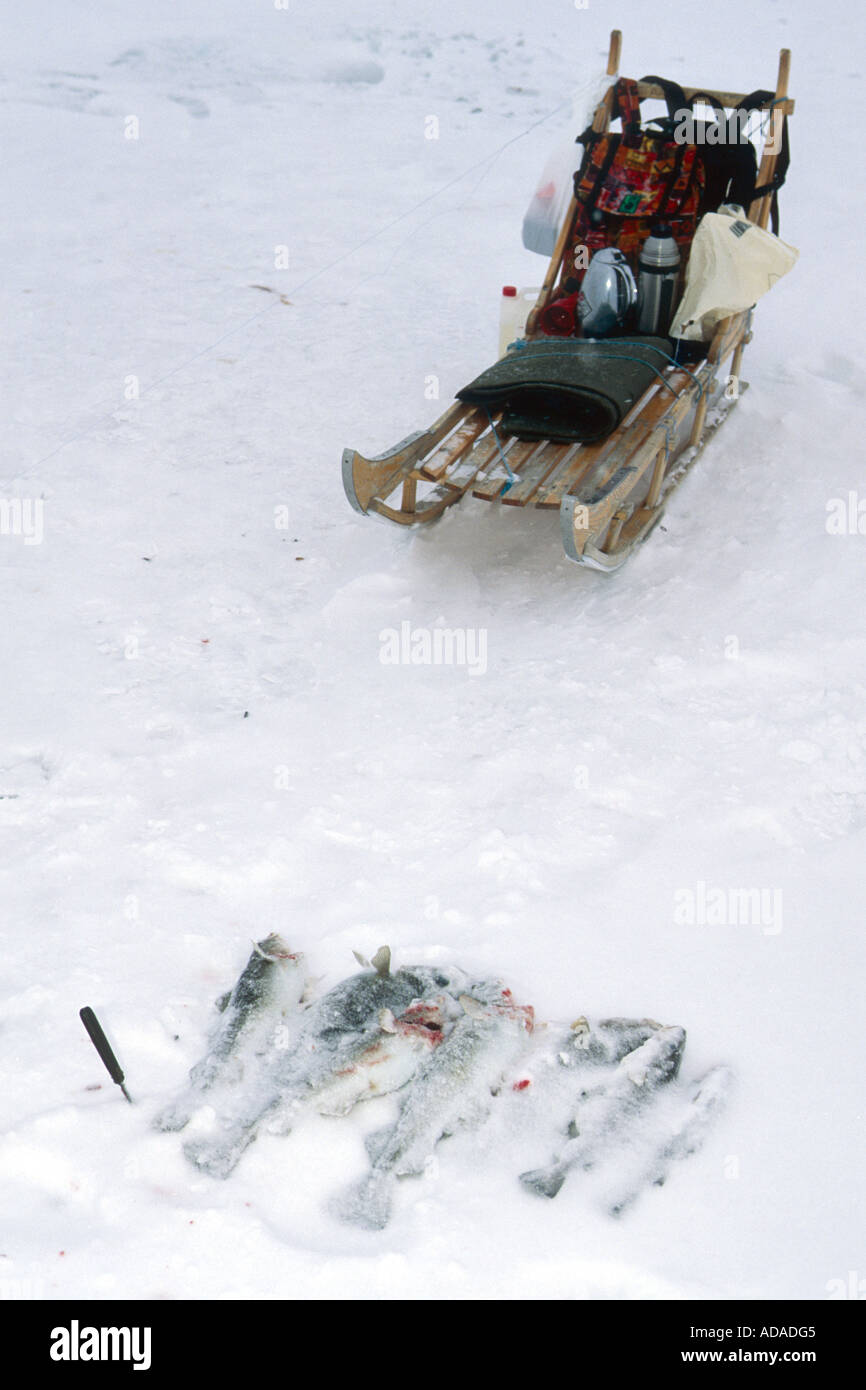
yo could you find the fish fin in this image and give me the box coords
[378,1008,397,1034]
[214,990,232,1014]
[352,947,391,975]
[152,1098,193,1133]
[371,946,391,977]
[519,1166,566,1199]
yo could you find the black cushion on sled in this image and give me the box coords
[456,336,674,444]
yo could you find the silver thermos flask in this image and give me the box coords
[636,224,681,336]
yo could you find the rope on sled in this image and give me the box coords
[485,409,517,493]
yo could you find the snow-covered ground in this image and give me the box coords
[1,0,864,1300]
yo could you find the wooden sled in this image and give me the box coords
[342,32,794,572]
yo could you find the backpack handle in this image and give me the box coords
[637,75,690,124]
[610,75,690,145]
[686,89,729,128]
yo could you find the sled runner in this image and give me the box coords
[342,32,795,571]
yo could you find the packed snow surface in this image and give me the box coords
[1,0,864,1300]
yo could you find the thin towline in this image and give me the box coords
[30,95,574,468]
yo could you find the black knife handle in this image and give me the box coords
[79,1006,125,1086]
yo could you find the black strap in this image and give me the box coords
[750,104,790,193]
[737,92,789,235]
[638,74,690,124]
[688,89,729,128]
[663,81,789,233]
[691,88,789,198]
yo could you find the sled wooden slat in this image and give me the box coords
[472,438,541,501]
[438,428,503,485]
[464,432,520,500]
[534,453,593,508]
[531,443,599,508]
[415,430,503,499]
[532,376,672,509]
[501,441,578,507]
[570,368,705,507]
[418,411,491,481]
[440,447,498,494]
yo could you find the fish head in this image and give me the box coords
[250,936,308,1012]
[255,934,303,965]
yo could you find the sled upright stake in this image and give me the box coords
[79,1006,133,1103]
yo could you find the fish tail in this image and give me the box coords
[519,1165,566,1199]
[183,1127,255,1179]
[331,1170,394,1230]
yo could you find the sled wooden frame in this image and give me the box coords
[342,31,794,571]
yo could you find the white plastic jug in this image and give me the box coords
[499,286,542,357]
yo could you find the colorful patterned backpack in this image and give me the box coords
[566,77,705,285]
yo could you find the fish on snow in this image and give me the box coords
[336,987,535,1230]
[153,934,307,1133]
[181,954,468,1178]
[519,1023,687,1199]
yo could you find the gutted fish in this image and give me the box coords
[337,988,535,1229]
[182,959,465,1177]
